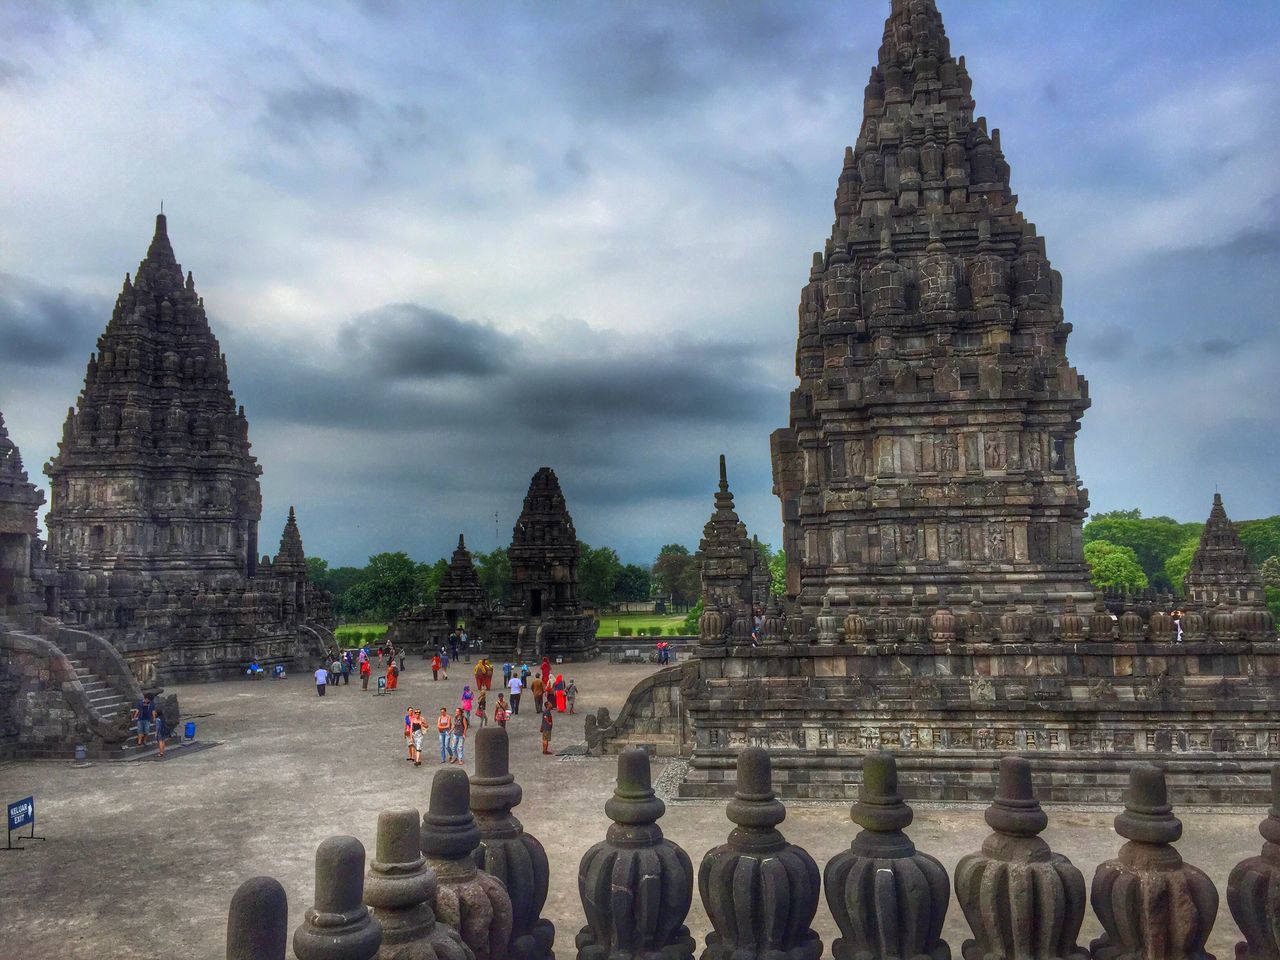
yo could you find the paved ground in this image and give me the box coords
[0,656,1268,959]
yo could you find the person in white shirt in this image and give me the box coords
[508,674,523,715]
[314,665,328,697]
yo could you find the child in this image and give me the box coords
[461,685,473,717]
[475,689,488,727]
[154,705,169,759]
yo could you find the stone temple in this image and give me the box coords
[42,214,335,683]
[387,468,598,660]
[595,0,1280,804]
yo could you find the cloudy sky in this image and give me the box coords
[2,1,1278,568]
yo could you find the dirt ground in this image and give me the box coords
[0,656,1267,959]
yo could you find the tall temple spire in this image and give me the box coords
[274,506,306,570]
[699,456,758,618]
[771,0,1090,617]
[1183,493,1265,607]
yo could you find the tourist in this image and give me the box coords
[314,664,328,697]
[404,708,414,761]
[377,647,384,668]
[359,658,371,690]
[431,652,441,680]
[1173,610,1185,643]
[540,701,553,755]
[508,671,523,715]
[502,661,512,686]
[246,660,263,678]
[450,707,469,765]
[386,659,399,691]
[531,673,544,714]
[398,650,406,673]
[410,709,425,767]
[440,649,450,680]
[461,684,473,718]
[272,664,286,680]
[540,656,551,689]
[131,693,154,746]
[476,689,488,727]
[449,630,459,661]
[474,657,491,692]
[154,706,169,759]
[494,694,509,728]
[436,708,452,763]
[341,655,351,684]
[520,662,531,686]
[330,656,342,691]
[566,678,578,714]
[553,674,566,712]
[460,627,470,662]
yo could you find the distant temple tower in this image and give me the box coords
[1183,493,1266,608]
[0,410,54,615]
[770,0,1092,618]
[697,456,759,636]
[438,534,486,623]
[385,534,488,653]
[42,214,334,681]
[487,467,598,660]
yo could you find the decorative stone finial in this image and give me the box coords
[1229,764,1280,960]
[293,836,382,960]
[699,748,821,960]
[954,758,1085,960]
[825,753,950,960]
[471,728,554,960]
[577,748,694,960]
[227,876,288,960]
[364,808,470,960]
[1090,764,1218,960]
[422,769,513,960]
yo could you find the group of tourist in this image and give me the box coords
[313,644,408,696]
[395,655,580,767]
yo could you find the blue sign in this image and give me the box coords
[8,797,33,831]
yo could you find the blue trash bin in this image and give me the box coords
[184,721,196,741]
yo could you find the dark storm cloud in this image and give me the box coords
[0,273,105,366]
[339,303,514,379]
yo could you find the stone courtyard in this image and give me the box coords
[0,658,1268,960]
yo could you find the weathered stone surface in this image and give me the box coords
[1090,764,1218,960]
[486,468,598,661]
[698,457,761,643]
[422,767,514,960]
[698,746,821,960]
[227,876,289,960]
[366,808,472,960]
[471,727,554,960]
[1228,765,1280,960]
[955,757,1086,960]
[576,748,695,960]
[1185,495,1271,615]
[387,535,488,654]
[823,752,950,960]
[42,214,335,683]
[294,836,383,960]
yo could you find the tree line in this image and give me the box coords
[307,540,787,623]
[1082,508,1280,616]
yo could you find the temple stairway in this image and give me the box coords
[65,655,130,726]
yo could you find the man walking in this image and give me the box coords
[508,671,523,716]
[315,664,328,697]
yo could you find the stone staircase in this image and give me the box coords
[66,656,130,726]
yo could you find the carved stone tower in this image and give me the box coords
[46,213,262,583]
[438,534,487,623]
[1183,493,1266,608]
[0,410,53,615]
[40,214,334,681]
[770,0,1091,618]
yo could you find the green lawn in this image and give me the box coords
[595,612,690,637]
[335,622,389,646]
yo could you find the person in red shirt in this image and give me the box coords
[432,653,441,681]
[359,658,371,690]
[540,657,551,688]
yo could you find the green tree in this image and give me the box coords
[683,598,703,635]
[1237,517,1280,567]
[1260,555,1280,589]
[652,543,699,609]
[1082,514,1200,590]
[1084,540,1149,591]
[342,552,421,620]
[578,541,623,608]
[615,564,652,603]
[415,557,450,607]
[1163,541,1198,593]
[305,556,329,587]
[754,540,787,598]
[474,548,511,605]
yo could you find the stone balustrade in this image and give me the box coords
[226,740,1280,960]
